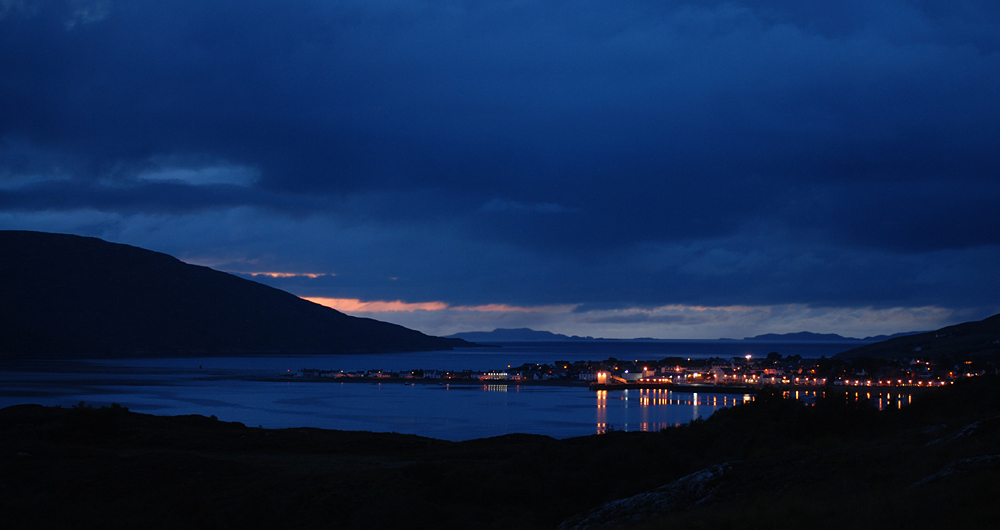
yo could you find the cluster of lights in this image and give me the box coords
[593,357,970,391]
[841,379,952,387]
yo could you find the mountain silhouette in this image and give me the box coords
[0,231,464,358]
[446,328,592,342]
[835,313,1000,360]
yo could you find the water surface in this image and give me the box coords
[0,341,851,440]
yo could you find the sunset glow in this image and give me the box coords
[304,297,575,314]
[250,272,330,279]
[3,0,997,339]
[299,297,961,340]
[305,298,449,312]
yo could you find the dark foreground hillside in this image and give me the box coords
[836,312,1000,361]
[3,378,1000,530]
[0,230,462,357]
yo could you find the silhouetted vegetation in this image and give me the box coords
[4,377,1000,529]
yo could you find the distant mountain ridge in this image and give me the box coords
[446,328,594,342]
[741,331,926,342]
[0,231,464,358]
[447,328,925,343]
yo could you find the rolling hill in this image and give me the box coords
[835,313,1000,360]
[0,231,464,358]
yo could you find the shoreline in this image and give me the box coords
[260,375,592,387]
[262,375,938,395]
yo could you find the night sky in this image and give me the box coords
[2,1,998,339]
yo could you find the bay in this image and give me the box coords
[0,341,852,441]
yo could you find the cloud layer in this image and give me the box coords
[2,1,998,337]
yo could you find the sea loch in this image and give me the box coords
[0,341,856,440]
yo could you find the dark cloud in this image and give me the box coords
[2,0,999,331]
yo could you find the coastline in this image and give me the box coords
[259,374,592,387]
[3,376,998,530]
[261,375,937,395]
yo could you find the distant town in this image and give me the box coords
[288,352,995,390]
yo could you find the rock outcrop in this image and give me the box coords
[557,462,737,530]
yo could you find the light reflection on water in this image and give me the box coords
[594,388,752,435]
[0,361,746,441]
[0,349,911,441]
[855,390,913,410]
[779,389,913,410]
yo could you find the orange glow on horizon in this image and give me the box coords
[250,272,329,279]
[305,298,449,312]
[303,297,576,314]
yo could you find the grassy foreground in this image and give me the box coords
[3,378,1000,529]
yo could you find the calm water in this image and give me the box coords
[0,341,855,441]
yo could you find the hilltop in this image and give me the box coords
[448,328,924,344]
[835,313,1000,360]
[446,328,593,342]
[0,231,464,358]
